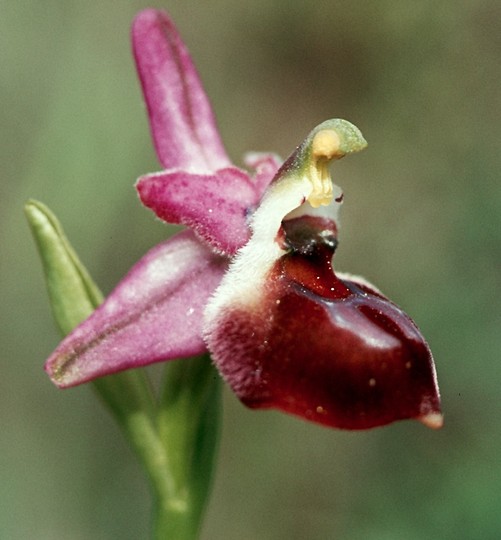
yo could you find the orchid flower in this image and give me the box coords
[44,8,441,431]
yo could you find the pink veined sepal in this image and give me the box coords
[46,230,226,387]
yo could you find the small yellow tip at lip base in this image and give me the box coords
[418,412,444,430]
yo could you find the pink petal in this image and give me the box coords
[137,167,260,255]
[132,9,231,171]
[46,230,227,388]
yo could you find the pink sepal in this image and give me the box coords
[132,9,230,172]
[45,230,226,388]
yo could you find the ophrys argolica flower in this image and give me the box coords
[45,8,442,431]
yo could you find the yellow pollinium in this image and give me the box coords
[307,129,343,208]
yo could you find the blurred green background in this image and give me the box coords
[2,0,500,538]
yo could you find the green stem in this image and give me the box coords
[154,356,221,540]
[91,373,175,501]
[93,357,222,540]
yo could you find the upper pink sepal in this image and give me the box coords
[132,9,231,172]
[45,230,226,388]
[137,167,261,255]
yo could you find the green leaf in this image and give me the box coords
[24,199,102,333]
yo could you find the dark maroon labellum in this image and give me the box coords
[210,217,441,430]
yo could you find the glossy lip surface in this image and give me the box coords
[206,217,441,430]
